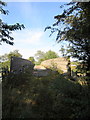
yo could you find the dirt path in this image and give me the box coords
[33,65,51,77]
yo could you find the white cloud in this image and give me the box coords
[19,48,37,59]
[0,28,63,59]
[13,29,44,45]
[21,45,61,59]
[0,29,45,58]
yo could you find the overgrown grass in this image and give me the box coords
[2,70,90,119]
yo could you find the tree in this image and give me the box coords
[0,0,25,45]
[35,50,59,64]
[7,50,22,60]
[45,2,90,77]
[0,53,8,61]
[44,50,59,60]
[59,45,66,57]
[28,57,35,64]
[35,50,45,64]
[0,50,22,68]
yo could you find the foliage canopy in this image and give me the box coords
[35,50,59,64]
[0,0,25,45]
[0,50,22,68]
[28,57,35,64]
[45,2,90,77]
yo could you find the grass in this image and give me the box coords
[2,70,90,119]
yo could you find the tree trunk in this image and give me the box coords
[86,56,90,81]
[67,57,71,77]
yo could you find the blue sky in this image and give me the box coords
[1,1,71,59]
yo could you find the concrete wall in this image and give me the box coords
[10,56,34,73]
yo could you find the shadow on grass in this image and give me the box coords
[2,70,90,119]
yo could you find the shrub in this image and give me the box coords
[2,69,90,119]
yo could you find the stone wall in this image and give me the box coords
[41,57,68,73]
[10,56,34,73]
